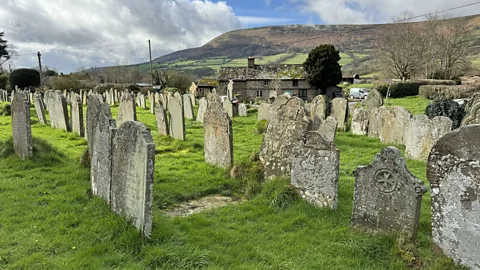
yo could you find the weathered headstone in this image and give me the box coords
[138,93,146,109]
[351,108,370,136]
[365,89,383,108]
[405,115,451,161]
[368,106,412,145]
[318,116,338,142]
[238,103,247,117]
[51,90,70,131]
[183,94,194,120]
[168,92,185,140]
[117,92,137,127]
[290,132,339,209]
[11,92,32,159]
[203,102,233,168]
[150,98,155,114]
[461,99,480,126]
[309,95,328,130]
[155,102,169,136]
[33,93,46,125]
[227,80,234,100]
[259,97,311,179]
[331,98,348,131]
[70,93,85,137]
[257,103,271,121]
[352,147,427,239]
[111,121,155,238]
[427,125,480,269]
[223,101,234,118]
[86,94,105,142]
[196,97,208,123]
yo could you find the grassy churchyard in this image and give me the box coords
[0,98,465,269]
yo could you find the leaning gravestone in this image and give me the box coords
[365,89,383,108]
[203,102,233,168]
[257,103,271,121]
[290,132,339,209]
[111,121,155,238]
[196,97,208,123]
[259,97,311,179]
[405,115,451,161]
[11,92,32,159]
[427,125,480,269]
[309,95,328,130]
[352,147,427,239]
[318,116,338,142]
[168,92,185,140]
[70,93,85,137]
[183,94,194,120]
[238,103,247,117]
[331,98,348,131]
[117,93,137,127]
[88,95,115,203]
[33,93,47,125]
[155,102,169,136]
[351,108,370,136]
[461,99,480,126]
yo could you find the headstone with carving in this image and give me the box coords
[203,102,233,168]
[461,99,480,126]
[11,92,32,159]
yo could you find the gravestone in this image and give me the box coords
[82,91,87,105]
[331,98,348,131]
[196,97,208,123]
[227,80,234,100]
[259,97,311,179]
[223,101,234,118]
[150,98,155,114]
[238,103,247,117]
[257,103,271,121]
[70,93,85,137]
[155,102,169,136]
[138,93,146,109]
[117,93,137,127]
[351,108,370,136]
[461,99,480,126]
[318,116,338,142]
[203,102,233,168]
[111,121,155,238]
[405,115,451,161]
[309,95,328,130]
[11,92,32,159]
[365,89,383,108]
[427,125,480,269]
[368,106,412,145]
[168,92,185,140]
[290,132,339,209]
[85,94,105,142]
[52,90,70,131]
[352,147,427,239]
[33,93,47,125]
[183,94,194,120]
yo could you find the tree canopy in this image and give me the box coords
[303,44,342,93]
[0,32,10,67]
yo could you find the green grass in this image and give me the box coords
[0,100,462,269]
[281,53,308,65]
[385,96,431,115]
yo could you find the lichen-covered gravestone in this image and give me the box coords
[238,103,247,117]
[11,92,32,159]
[33,93,46,125]
[203,102,233,168]
[111,121,155,238]
[290,132,339,209]
[70,93,84,137]
[365,89,383,108]
[405,115,451,161]
[183,94,194,120]
[86,94,104,142]
[331,98,348,131]
[196,97,208,123]
[461,99,480,126]
[427,125,480,269]
[117,92,137,127]
[155,102,169,136]
[368,106,412,144]
[309,95,328,130]
[317,116,337,142]
[351,108,370,136]
[168,92,185,140]
[259,97,311,179]
[352,147,427,239]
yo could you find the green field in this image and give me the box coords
[0,100,463,269]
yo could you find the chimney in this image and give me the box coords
[248,57,255,68]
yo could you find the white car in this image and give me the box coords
[349,88,368,99]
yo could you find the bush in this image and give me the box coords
[10,68,40,89]
[0,74,8,89]
[425,100,466,129]
[49,76,86,90]
[376,80,458,98]
[419,85,480,100]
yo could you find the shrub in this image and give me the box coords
[0,74,8,89]
[1,104,11,116]
[49,76,85,91]
[231,156,264,199]
[425,100,466,129]
[375,80,458,98]
[419,85,480,100]
[10,68,40,89]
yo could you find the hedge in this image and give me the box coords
[419,85,480,100]
[425,100,466,129]
[375,79,458,98]
[10,68,40,90]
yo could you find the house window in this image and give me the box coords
[264,80,269,86]
[256,90,263,97]
[299,90,307,98]
[292,80,299,87]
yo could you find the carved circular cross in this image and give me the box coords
[374,169,397,193]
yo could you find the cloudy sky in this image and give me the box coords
[1,0,479,73]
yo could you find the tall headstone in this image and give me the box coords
[318,116,338,142]
[365,89,383,108]
[352,147,427,239]
[138,93,146,109]
[111,121,155,238]
[33,93,47,125]
[168,92,185,140]
[259,97,311,179]
[150,98,155,114]
[427,125,480,269]
[309,95,328,130]
[351,108,370,136]
[117,92,137,127]
[331,98,348,131]
[86,94,105,143]
[52,90,70,131]
[238,103,247,117]
[155,102,169,136]
[203,102,233,168]
[11,92,32,159]
[227,80,234,100]
[196,97,208,123]
[70,93,85,137]
[183,94,194,120]
[189,82,197,104]
[290,132,339,209]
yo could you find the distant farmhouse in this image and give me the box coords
[213,57,342,102]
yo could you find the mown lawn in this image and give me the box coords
[0,101,463,269]
[385,96,431,115]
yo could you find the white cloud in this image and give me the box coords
[294,0,480,24]
[0,0,241,73]
[238,16,295,26]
